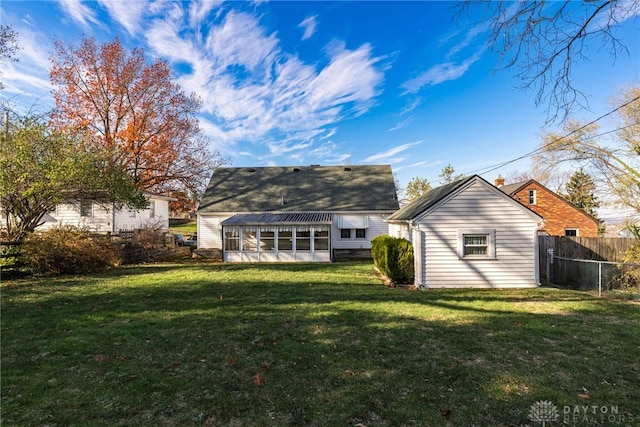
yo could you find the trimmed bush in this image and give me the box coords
[371,234,414,284]
[23,225,120,275]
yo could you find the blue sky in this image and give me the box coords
[1,0,639,195]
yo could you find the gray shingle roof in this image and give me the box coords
[198,165,399,213]
[386,175,476,221]
[498,180,530,195]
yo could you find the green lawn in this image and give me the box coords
[2,261,639,426]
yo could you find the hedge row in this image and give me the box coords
[371,234,414,284]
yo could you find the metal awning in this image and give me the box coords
[221,212,333,226]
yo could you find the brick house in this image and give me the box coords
[495,176,600,237]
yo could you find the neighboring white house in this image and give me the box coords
[38,191,176,234]
[197,165,399,262]
[386,175,544,289]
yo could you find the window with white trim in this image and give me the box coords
[458,229,496,259]
[528,189,537,205]
[564,228,578,236]
[149,200,156,218]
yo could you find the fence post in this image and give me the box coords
[598,261,602,298]
[547,248,554,282]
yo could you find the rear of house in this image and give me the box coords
[388,175,544,288]
[197,165,399,262]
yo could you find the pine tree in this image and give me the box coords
[563,169,600,217]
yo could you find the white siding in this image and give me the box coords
[36,197,171,234]
[39,202,113,233]
[198,215,226,249]
[388,222,411,241]
[331,213,389,249]
[198,212,393,260]
[113,198,170,232]
[414,179,540,288]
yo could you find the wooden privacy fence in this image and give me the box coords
[538,236,636,281]
[539,236,639,295]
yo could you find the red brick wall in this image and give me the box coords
[511,183,599,237]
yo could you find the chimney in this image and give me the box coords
[494,175,505,188]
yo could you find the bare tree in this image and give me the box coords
[534,84,640,214]
[460,1,640,122]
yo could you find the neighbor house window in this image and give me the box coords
[314,229,329,251]
[564,229,578,236]
[129,208,136,218]
[80,200,93,217]
[149,200,156,218]
[458,229,496,259]
[528,190,537,205]
[355,228,366,239]
[340,229,351,239]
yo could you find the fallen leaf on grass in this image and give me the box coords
[344,370,356,376]
[253,373,264,386]
[440,409,452,419]
[262,361,271,372]
[93,354,110,362]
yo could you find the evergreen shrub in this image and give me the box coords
[371,234,414,284]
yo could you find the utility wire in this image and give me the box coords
[451,95,640,181]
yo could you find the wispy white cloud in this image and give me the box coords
[298,15,317,41]
[0,24,53,102]
[57,0,101,30]
[363,141,423,163]
[188,0,223,25]
[144,5,383,163]
[97,0,148,35]
[401,50,482,94]
[394,160,443,172]
[389,116,413,132]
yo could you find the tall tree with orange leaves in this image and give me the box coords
[49,36,227,212]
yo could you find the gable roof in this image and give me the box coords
[499,180,530,195]
[197,165,399,213]
[498,179,600,224]
[387,175,476,221]
[387,175,544,222]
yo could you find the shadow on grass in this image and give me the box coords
[2,261,639,426]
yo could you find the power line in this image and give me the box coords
[459,95,640,179]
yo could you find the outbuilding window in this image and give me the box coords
[458,229,496,259]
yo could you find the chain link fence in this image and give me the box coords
[547,249,640,298]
